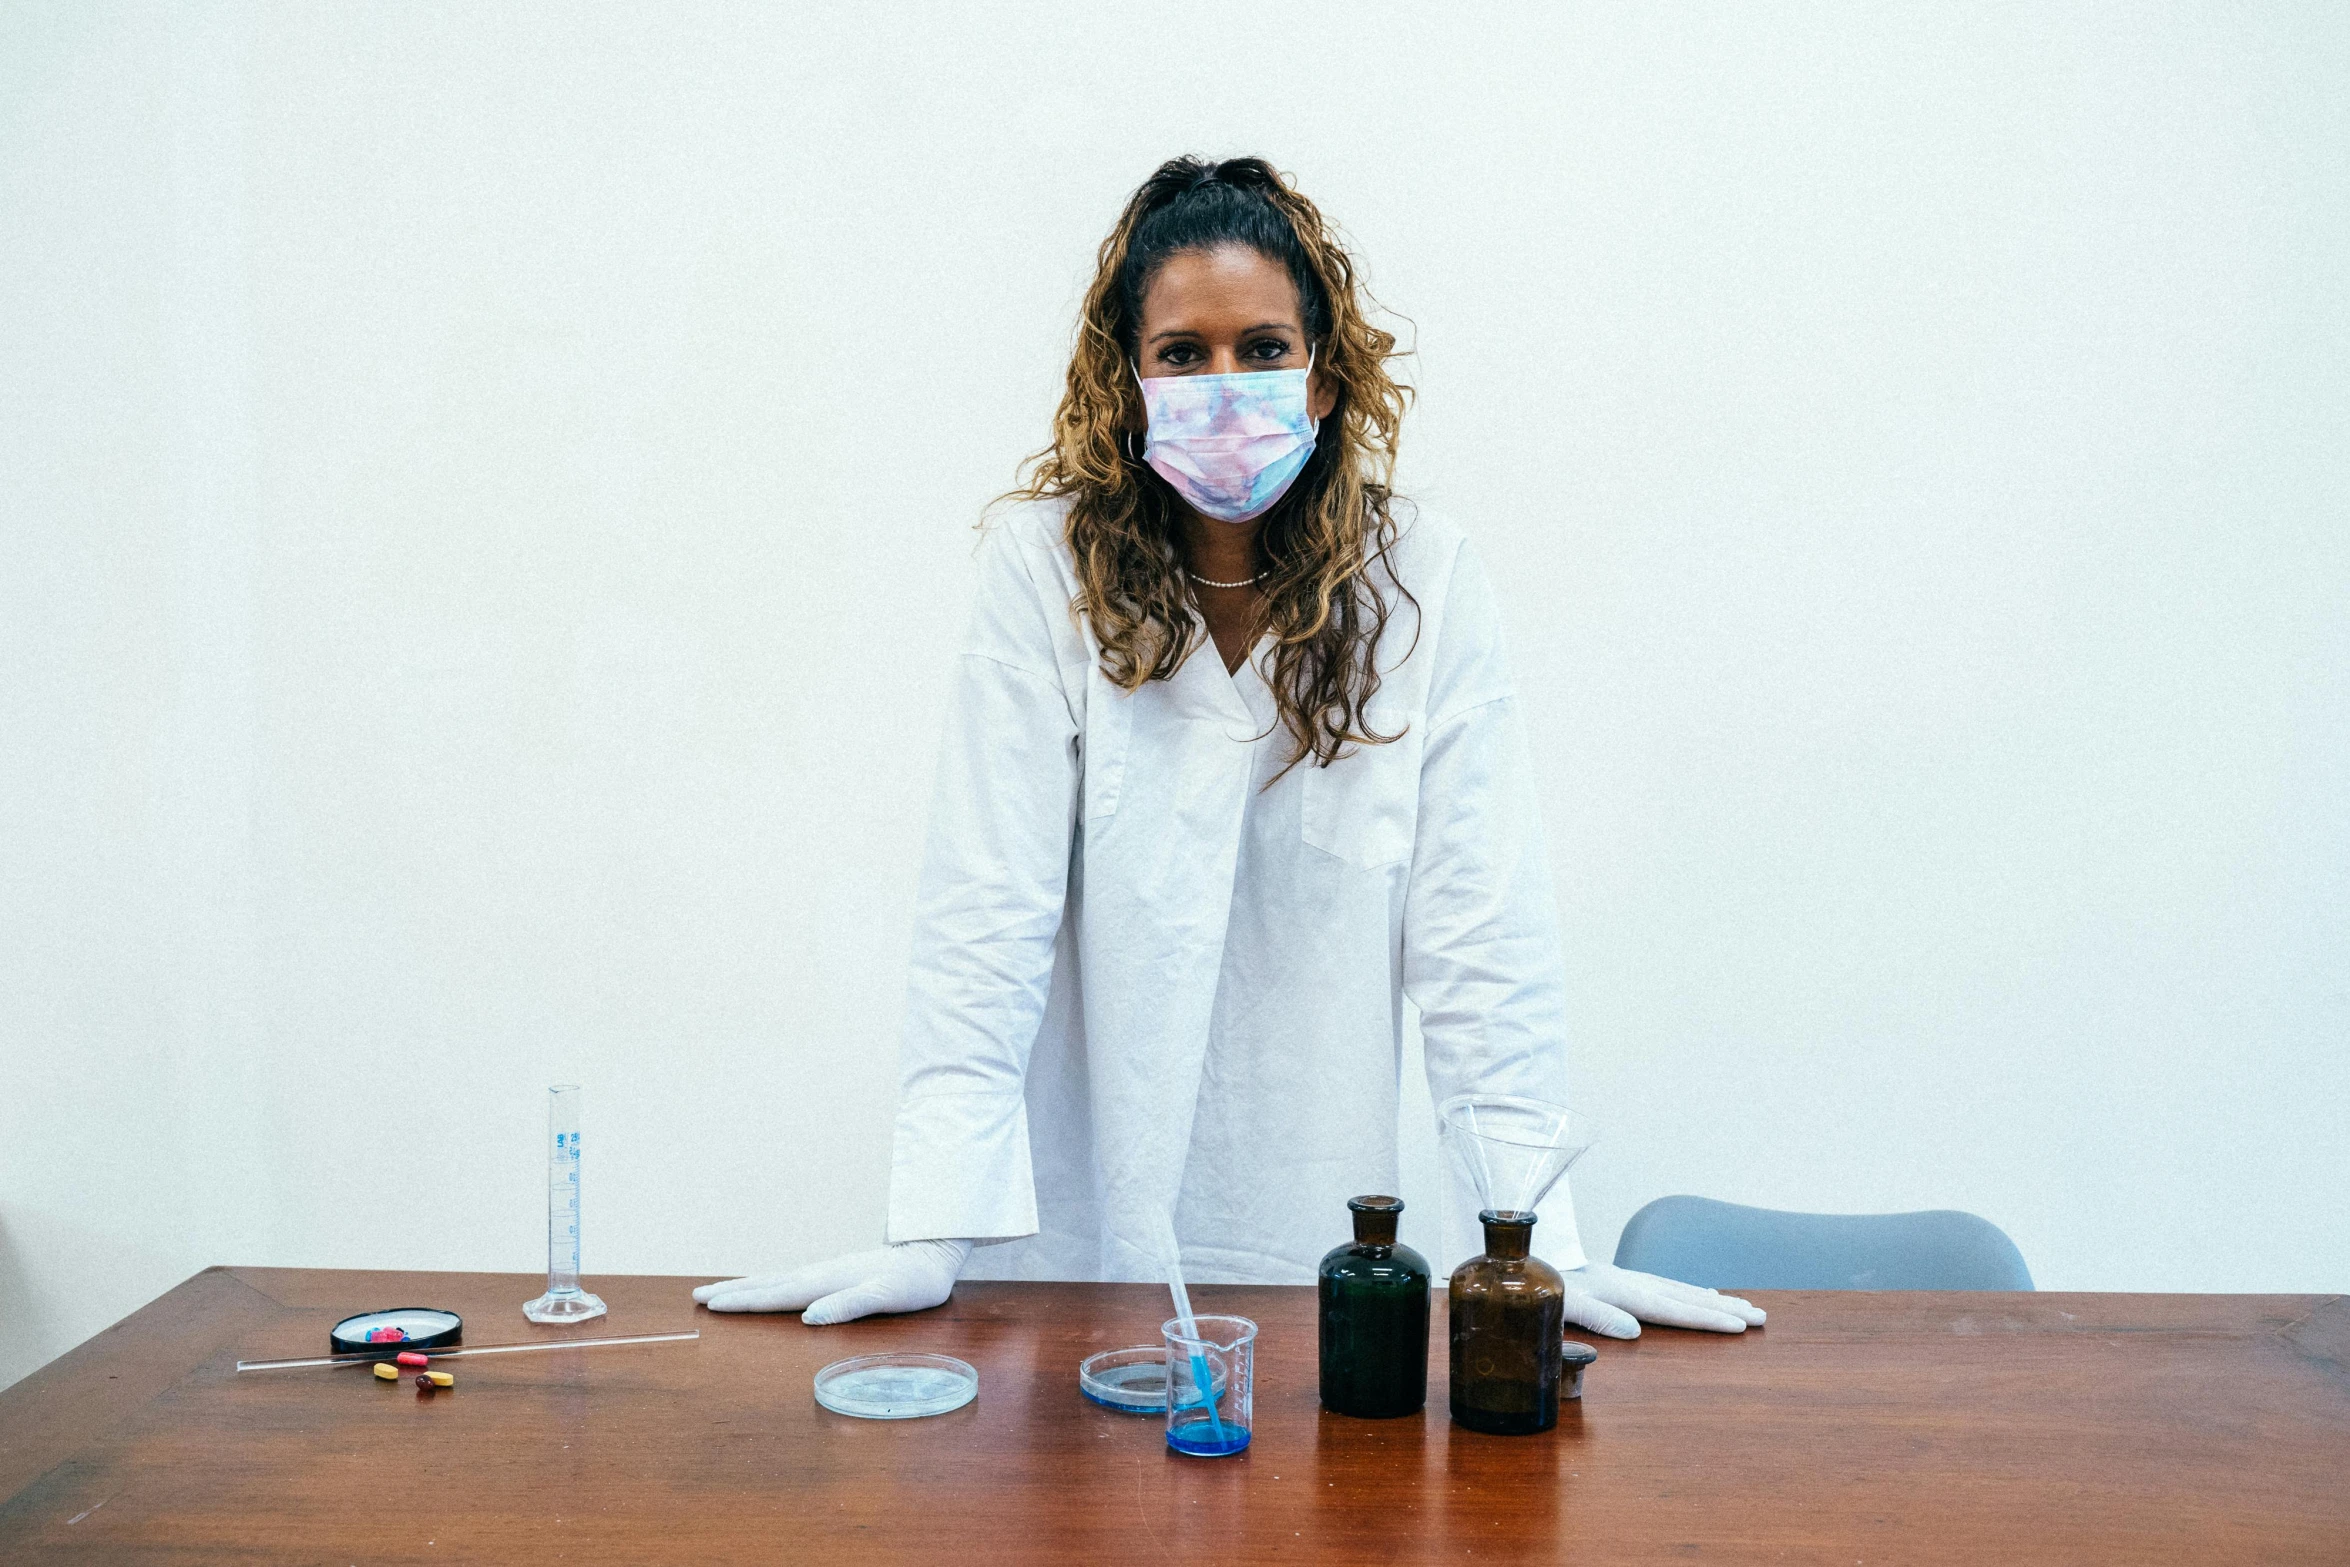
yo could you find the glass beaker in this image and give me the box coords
[1162,1314,1256,1458]
[1318,1195,1430,1418]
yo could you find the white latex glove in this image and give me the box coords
[693,1239,972,1326]
[1560,1262,1767,1339]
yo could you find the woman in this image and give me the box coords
[697,157,1762,1339]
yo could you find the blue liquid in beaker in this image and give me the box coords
[1166,1426,1252,1458]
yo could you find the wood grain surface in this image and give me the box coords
[1,1268,2344,1563]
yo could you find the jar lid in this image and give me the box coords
[1562,1339,1599,1367]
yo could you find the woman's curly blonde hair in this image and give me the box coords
[1006,156,1415,772]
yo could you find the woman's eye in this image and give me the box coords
[1247,339,1291,362]
[1160,344,1201,367]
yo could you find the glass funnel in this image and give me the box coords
[1435,1094,1595,1221]
[1437,1095,1594,1435]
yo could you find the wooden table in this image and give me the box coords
[1,1268,2343,1563]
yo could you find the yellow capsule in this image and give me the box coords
[426,1371,454,1388]
[373,1363,399,1381]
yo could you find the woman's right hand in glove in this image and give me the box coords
[691,1238,972,1325]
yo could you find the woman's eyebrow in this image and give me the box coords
[1147,322,1298,345]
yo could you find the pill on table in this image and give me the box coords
[414,1374,435,1391]
[395,1352,428,1368]
[426,1371,454,1388]
[373,1363,399,1382]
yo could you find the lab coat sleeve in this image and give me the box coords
[1402,542,1589,1269]
[885,520,1079,1245]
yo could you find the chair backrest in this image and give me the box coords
[1612,1195,2034,1291]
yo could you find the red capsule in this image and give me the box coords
[395,1351,429,1368]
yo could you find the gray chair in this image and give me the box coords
[1613,1195,2034,1291]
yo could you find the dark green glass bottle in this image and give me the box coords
[1448,1209,1566,1434]
[1318,1194,1431,1418]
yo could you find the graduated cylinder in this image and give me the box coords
[522,1083,607,1324]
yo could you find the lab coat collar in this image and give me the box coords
[1170,608,1273,736]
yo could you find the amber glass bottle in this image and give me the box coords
[1318,1195,1431,1418]
[1448,1209,1566,1434]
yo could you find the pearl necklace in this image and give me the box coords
[1187,568,1264,590]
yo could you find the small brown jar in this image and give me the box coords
[1448,1209,1566,1434]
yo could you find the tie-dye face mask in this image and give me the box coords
[1136,355,1319,524]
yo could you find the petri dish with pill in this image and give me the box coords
[331,1307,462,1356]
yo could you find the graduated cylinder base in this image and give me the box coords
[522,1287,608,1324]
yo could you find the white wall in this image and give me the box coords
[5,2,2345,1391]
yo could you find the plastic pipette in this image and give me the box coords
[235,1328,699,1373]
[1166,1259,1228,1443]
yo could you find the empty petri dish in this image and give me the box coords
[1078,1346,1226,1414]
[813,1353,978,1420]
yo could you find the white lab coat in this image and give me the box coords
[886,498,1587,1283]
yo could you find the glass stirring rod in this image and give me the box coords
[236,1328,700,1373]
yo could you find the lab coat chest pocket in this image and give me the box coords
[1300,711,1423,869]
[1081,675,1131,821]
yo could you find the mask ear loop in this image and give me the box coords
[1127,359,1150,465]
